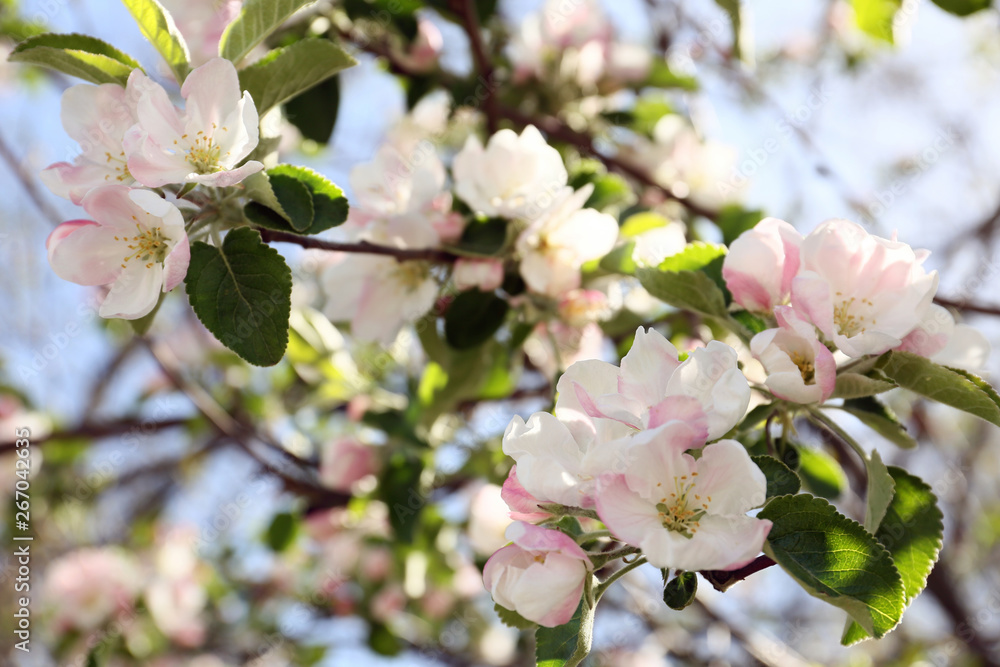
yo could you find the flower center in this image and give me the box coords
[103,150,131,182]
[833,293,877,338]
[789,351,815,385]
[654,474,709,539]
[116,223,170,270]
[392,261,430,290]
[183,131,223,174]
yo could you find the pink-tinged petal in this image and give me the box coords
[619,327,682,406]
[722,218,802,312]
[595,473,663,547]
[502,413,591,508]
[181,58,243,133]
[510,556,587,627]
[647,395,709,436]
[694,440,767,515]
[570,381,641,428]
[507,522,591,562]
[482,544,520,592]
[162,232,190,292]
[80,184,148,230]
[813,339,837,402]
[100,262,164,319]
[642,514,770,571]
[765,371,823,404]
[722,269,776,312]
[791,272,834,338]
[60,84,135,161]
[548,208,619,262]
[187,160,264,187]
[126,141,194,188]
[47,220,124,286]
[554,358,620,440]
[40,162,129,204]
[666,342,750,441]
[133,78,184,147]
[932,324,991,371]
[501,466,551,522]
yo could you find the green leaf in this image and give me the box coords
[863,450,895,534]
[9,33,141,85]
[714,0,743,58]
[285,74,339,144]
[662,570,698,610]
[876,351,1000,427]
[843,467,944,644]
[185,227,292,366]
[716,205,764,245]
[245,165,349,235]
[120,0,190,83]
[264,511,298,551]
[839,397,916,449]
[929,0,991,15]
[599,241,638,275]
[732,310,768,335]
[752,455,801,498]
[449,218,508,256]
[238,38,356,114]
[832,371,897,399]
[759,495,905,639]
[494,603,535,630]
[444,291,509,350]
[219,0,314,65]
[636,267,728,318]
[644,61,698,91]
[658,242,727,273]
[796,445,847,499]
[379,453,425,542]
[535,602,583,667]
[850,0,902,43]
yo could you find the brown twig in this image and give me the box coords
[0,417,191,454]
[257,228,459,263]
[935,296,1000,317]
[0,131,64,227]
[925,561,1000,667]
[452,0,499,134]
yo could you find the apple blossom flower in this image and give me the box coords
[503,404,707,510]
[124,58,263,187]
[321,254,438,344]
[596,439,771,571]
[483,522,593,627]
[523,320,605,377]
[791,219,939,358]
[395,16,444,73]
[43,548,142,632]
[453,125,568,219]
[631,221,688,268]
[898,304,991,371]
[453,258,505,291]
[320,437,380,492]
[350,142,450,221]
[558,289,610,327]
[556,327,750,444]
[722,217,803,312]
[146,577,206,647]
[468,483,515,555]
[750,306,837,404]
[40,80,142,203]
[515,184,619,297]
[646,116,743,210]
[46,185,190,319]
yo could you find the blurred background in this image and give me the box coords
[1,0,1000,665]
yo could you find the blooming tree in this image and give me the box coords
[4,0,1000,665]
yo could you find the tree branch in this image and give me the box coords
[0,417,191,454]
[257,228,459,262]
[935,296,1000,317]
[452,0,499,134]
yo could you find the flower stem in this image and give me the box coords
[563,575,597,667]
[537,503,600,520]
[807,407,868,461]
[594,556,648,601]
[575,529,612,545]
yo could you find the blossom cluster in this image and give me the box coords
[724,218,990,404]
[322,123,619,343]
[483,327,772,626]
[43,58,263,319]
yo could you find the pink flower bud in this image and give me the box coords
[722,217,802,313]
[453,258,505,292]
[320,438,379,492]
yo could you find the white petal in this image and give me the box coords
[100,262,164,319]
[694,440,767,514]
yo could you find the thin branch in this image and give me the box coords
[257,228,459,262]
[926,561,1000,667]
[0,131,64,227]
[935,296,1000,317]
[0,417,191,454]
[452,0,499,134]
